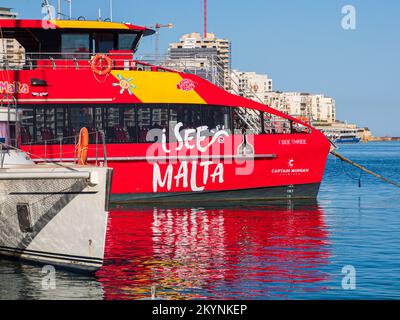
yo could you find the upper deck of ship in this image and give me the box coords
[0,19,168,72]
[0,18,155,60]
[0,19,155,35]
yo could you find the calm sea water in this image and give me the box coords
[1,142,399,300]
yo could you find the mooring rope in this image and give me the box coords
[330,150,400,189]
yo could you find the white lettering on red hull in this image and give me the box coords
[152,122,229,192]
[271,168,310,175]
[279,139,307,145]
[271,158,310,176]
[153,161,224,192]
[161,122,229,153]
[0,81,29,94]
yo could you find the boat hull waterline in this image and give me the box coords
[112,183,321,204]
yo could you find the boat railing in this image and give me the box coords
[227,69,267,134]
[0,51,228,88]
[0,51,174,73]
[0,51,222,75]
[1,48,226,80]
[21,130,108,166]
[135,53,227,88]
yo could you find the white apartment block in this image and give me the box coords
[262,91,290,114]
[230,70,273,103]
[309,94,336,124]
[0,38,25,69]
[0,8,24,69]
[264,91,336,125]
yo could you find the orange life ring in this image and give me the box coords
[77,127,89,165]
[91,54,113,76]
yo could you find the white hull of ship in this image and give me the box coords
[0,164,112,272]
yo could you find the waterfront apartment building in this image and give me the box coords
[0,8,24,69]
[230,70,273,103]
[309,94,336,125]
[264,91,336,125]
[0,38,25,69]
[168,33,231,90]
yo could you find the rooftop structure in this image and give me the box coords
[0,7,17,20]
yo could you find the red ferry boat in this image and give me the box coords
[0,19,331,203]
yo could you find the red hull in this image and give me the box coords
[22,132,330,202]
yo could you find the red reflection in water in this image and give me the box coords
[96,203,330,300]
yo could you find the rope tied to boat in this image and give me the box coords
[330,150,400,189]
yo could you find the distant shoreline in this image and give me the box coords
[368,137,400,142]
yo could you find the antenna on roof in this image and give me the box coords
[109,0,113,22]
[64,0,72,20]
[42,0,54,19]
[57,0,61,19]
[203,0,207,38]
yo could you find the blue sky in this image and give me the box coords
[2,0,400,136]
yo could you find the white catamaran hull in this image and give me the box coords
[0,165,112,272]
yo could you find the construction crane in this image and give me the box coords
[152,23,174,58]
[204,0,207,38]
